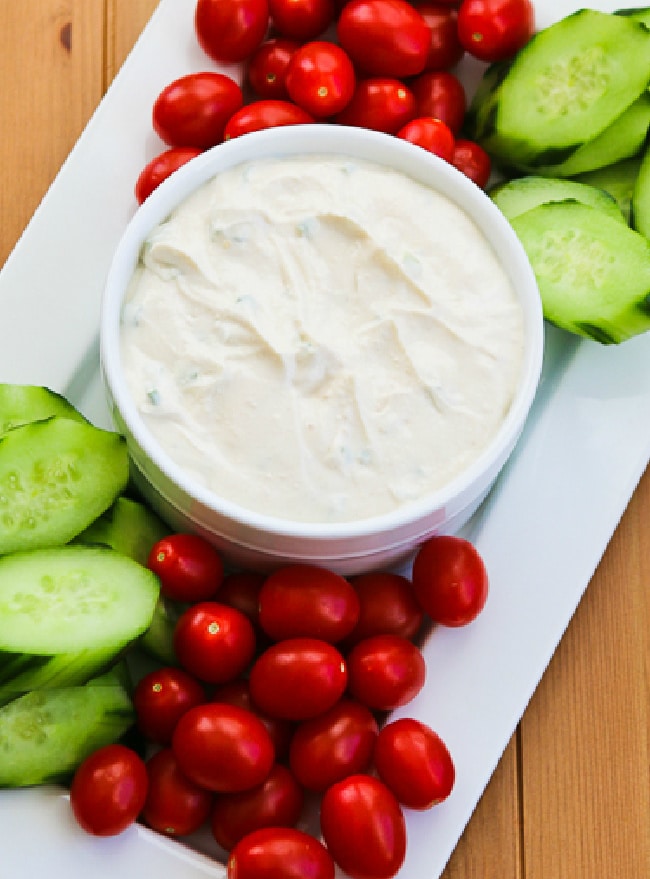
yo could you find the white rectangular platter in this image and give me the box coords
[1,1,649,877]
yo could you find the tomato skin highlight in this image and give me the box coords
[195,0,270,64]
[337,0,431,78]
[411,534,489,626]
[142,747,214,836]
[152,72,243,149]
[285,41,356,118]
[69,744,148,837]
[227,827,335,879]
[173,601,257,685]
[373,717,455,809]
[135,147,203,204]
[249,638,348,720]
[133,666,206,745]
[172,702,275,793]
[147,532,224,603]
[346,633,426,711]
[457,0,535,63]
[320,774,407,879]
[210,763,304,851]
[334,78,416,134]
[224,99,315,139]
[258,564,360,643]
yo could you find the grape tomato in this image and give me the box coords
[142,748,213,837]
[347,570,424,645]
[135,147,203,204]
[334,78,416,134]
[224,99,315,139]
[268,0,336,41]
[346,633,426,711]
[133,666,206,745]
[194,0,270,64]
[285,41,356,118]
[173,602,256,685]
[247,38,301,99]
[152,72,243,149]
[228,827,335,879]
[147,532,224,603]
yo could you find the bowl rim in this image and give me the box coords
[100,123,544,542]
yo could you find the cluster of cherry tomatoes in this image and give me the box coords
[69,531,489,879]
[135,0,535,203]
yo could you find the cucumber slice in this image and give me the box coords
[479,9,650,168]
[632,143,650,238]
[615,7,650,27]
[139,596,183,665]
[0,666,134,787]
[0,384,86,437]
[0,416,129,555]
[490,175,626,224]
[0,545,160,704]
[510,201,650,343]
[74,496,170,566]
[573,156,642,224]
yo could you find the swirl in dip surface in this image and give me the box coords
[120,154,524,523]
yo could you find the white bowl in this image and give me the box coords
[100,124,543,575]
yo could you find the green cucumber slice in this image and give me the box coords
[74,496,170,566]
[0,545,159,704]
[0,384,86,437]
[632,143,650,238]
[0,666,134,787]
[510,201,650,343]
[0,416,129,555]
[573,156,642,224]
[490,175,626,223]
[615,7,650,27]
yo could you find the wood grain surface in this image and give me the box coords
[0,2,648,877]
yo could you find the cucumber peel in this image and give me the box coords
[0,384,86,437]
[490,175,626,224]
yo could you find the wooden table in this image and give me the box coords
[1,3,648,876]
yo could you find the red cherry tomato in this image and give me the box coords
[288,699,378,792]
[133,666,206,745]
[224,99,315,139]
[142,747,213,836]
[452,137,492,188]
[416,3,465,70]
[147,533,224,603]
[213,678,295,760]
[211,763,304,851]
[347,570,424,645]
[320,774,407,879]
[173,602,256,685]
[334,78,416,134]
[152,72,243,149]
[249,638,347,720]
[337,0,430,78]
[397,116,455,161]
[457,0,535,63]
[258,564,360,643]
[410,69,466,135]
[227,827,335,879]
[346,633,425,711]
[268,0,336,40]
[135,147,203,204]
[172,702,275,792]
[374,717,455,809]
[411,534,489,626]
[218,570,266,628]
[285,41,356,118]
[69,744,148,837]
[247,38,301,99]
[194,0,270,64]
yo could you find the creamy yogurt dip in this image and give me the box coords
[120,154,524,523]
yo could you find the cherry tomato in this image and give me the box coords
[411,534,489,626]
[258,564,360,643]
[224,100,315,139]
[142,747,213,836]
[337,0,430,78]
[268,0,336,41]
[135,147,203,204]
[227,827,335,879]
[417,3,464,70]
[218,570,266,628]
[397,116,455,162]
[374,717,455,809]
[457,0,535,63]
[172,702,275,792]
[288,699,378,792]
[452,137,492,188]
[247,38,301,99]
[347,570,424,645]
[133,666,206,745]
[152,72,243,149]
[346,633,425,711]
[334,78,416,134]
[173,602,256,685]
[320,774,407,879]
[285,41,356,118]
[211,763,304,851]
[410,69,466,135]
[249,638,347,720]
[213,678,295,760]
[147,533,224,603]
[195,0,270,64]
[69,744,148,837]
